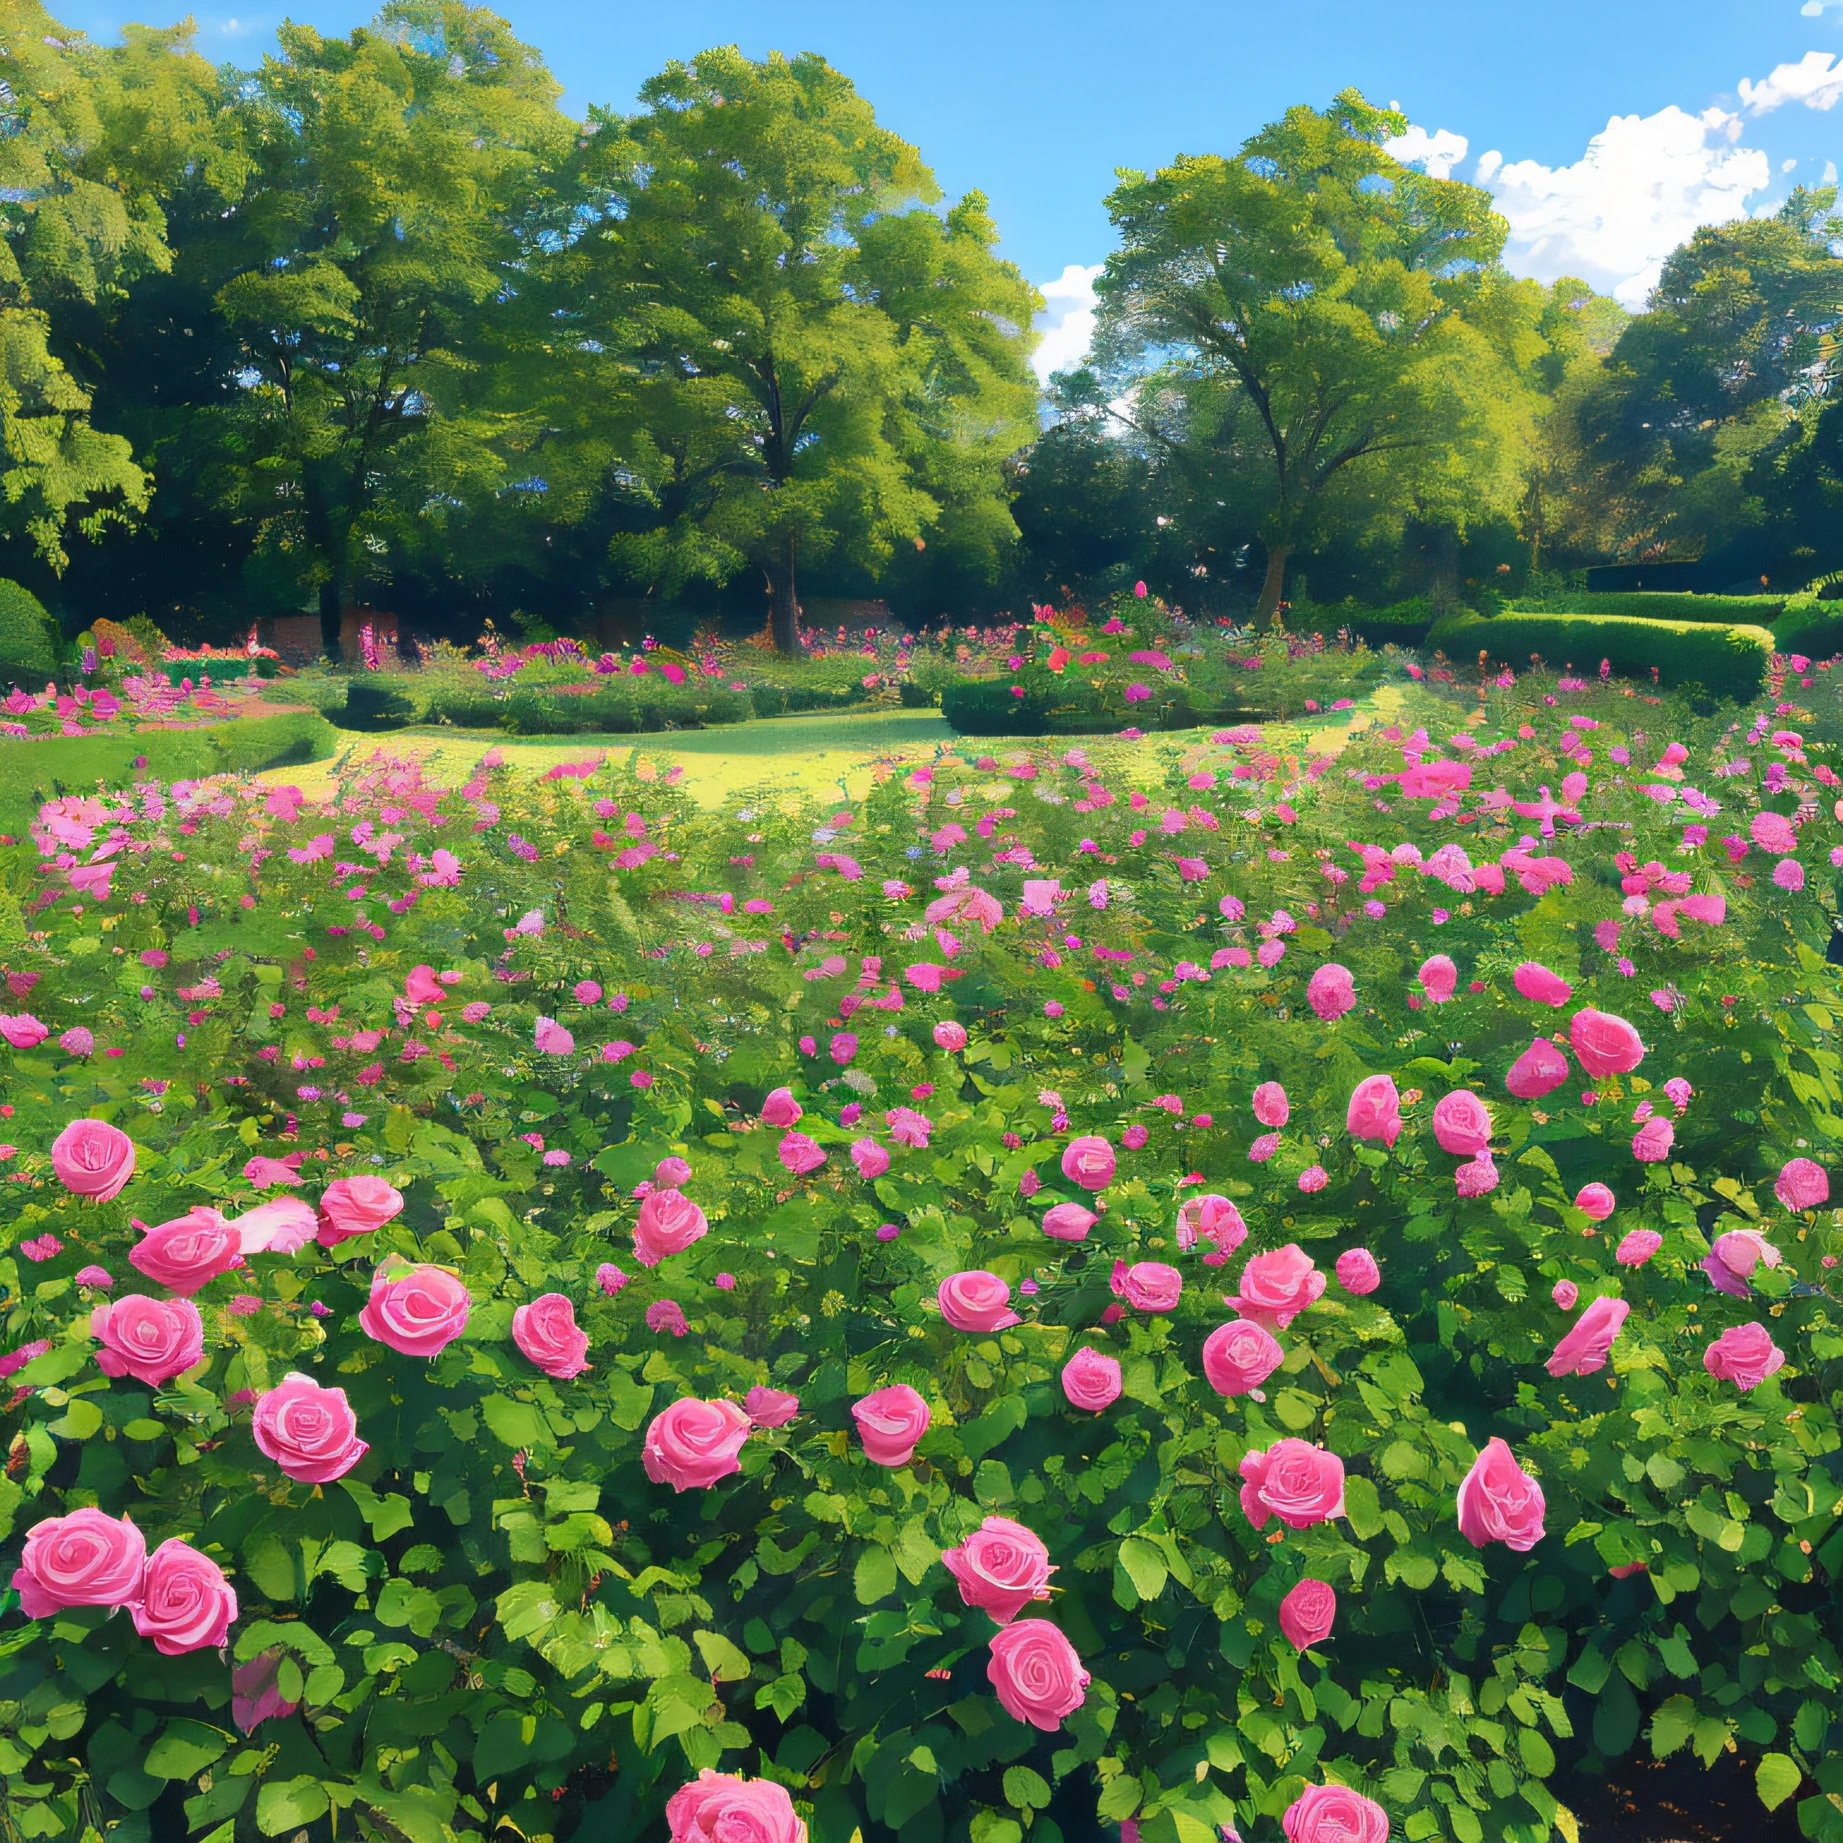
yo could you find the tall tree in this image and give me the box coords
[1084,90,1539,620]
[530,48,1040,653]
[0,6,205,570]
[181,1,572,647]
[1575,188,1843,573]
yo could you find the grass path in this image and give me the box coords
[264,688,1411,807]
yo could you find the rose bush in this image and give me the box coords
[1,672,1843,1843]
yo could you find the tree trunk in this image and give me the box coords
[1254,544,1290,628]
[769,537,800,656]
[318,580,341,660]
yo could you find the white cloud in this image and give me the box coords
[1384,125,1469,180]
[1482,105,1770,307]
[1032,262,1102,383]
[1739,50,1843,113]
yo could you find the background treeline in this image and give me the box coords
[5,2,1843,651]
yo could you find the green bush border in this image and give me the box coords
[1433,610,1774,695]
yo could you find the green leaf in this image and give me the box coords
[1756,1751,1803,1811]
[482,1396,546,1449]
[47,1397,103,1441]
[1592,1676,1640,1757]
[1342,1474,1383,1541]
[145,1721,230,1779]
[1097,1777,1143,1821]
[854,1546,897,1605]
[257,1777,331,1834]
[1649,1693,1698,1759]
[340,1480,414,1541]
[694,1629,752,1682]
[1118,1536,1168,1602]
[1003,1767,1051,1811]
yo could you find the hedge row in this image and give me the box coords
[1432,611,1774,695]
[0,710,337,835]
[341,679,755,733]
[1505,592,1787,625]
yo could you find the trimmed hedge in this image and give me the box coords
[0,710,337,835]
[939,675,1249,736]
[1506,591,1785,624]
[1434,610,1773,695]
[0,580,61,680]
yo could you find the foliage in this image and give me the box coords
[0,581,62,675]
[8,668,1843,1843]
[1433,611,1774,696]
[1080,90,1544,619]
[1506,594,1788,626]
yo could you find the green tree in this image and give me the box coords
[1085,89,1539,620]
[535,48,1039,653]
[0,5,203,570]
[186,1,572,646]
[1576,188,1843,574]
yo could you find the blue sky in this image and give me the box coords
[57,0,1843,373]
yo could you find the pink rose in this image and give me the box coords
[850,1137,890,1180]
[1278,1578,1337,1651]
[233,1649,299,1734]
[251,1372,368,1483]
[633,1188,709,1266]
[1751,809,1799,854]
[655,1155,693,1188]
[1252,1081,1290,1127]
[941,1515,1055,1622]
[778,1132,826,1176]
[1112,1260,1181,1313]
[1202,1319,1283,1397]
[1513,961,1574,1007]
[760,1087,803,1126]
[1335,1248,1380,1295]
[1571,1007,1646,1077]
[666,1772,807,1843]
[1282,1785,1388,1843]
[1574,1183,1616,1222]
[10,1508,146,1616]
[1546,1295,1630,1377]
[1061,1135,1116,1191]
[1041,1202,1097,1241]
[533,1016,575,1056]
[1432,1090,1492,1156]
[1239,1439,1346,1530]
[92,1293,204,1386]
[1177,1193,1247,1255]
[1121,1123,1148,1151]
[1454,1152,1499,1198]
[1249,1132,1280,1163]
[933,1021,968,1052]
[1703,1322,1786,1391]
[231,1197,319,1255]
[51,1117,136,1200]
[1061,1346,1121,1411]
[1456,1436,1546,1551]
[744,1386,800,1428]
[316,1175,405,1247]
[357,1262,471,1357]
[1703,1228,1780,1298]
[597,1262,629,1295]
[1505,1038,1570,1099]
[1552,1280,1579,1309]
[1418,954,1457,1003]
[512,1293,590,1379]
[1345,1075,1401,1148]
[131,1538,238,1655]
[829,1031,858,1065]
[0,1012,47,1049]
[128,1209,244,1296]
[1228,1244,1325,1330]
[938,1271,1022,1332]
[1306,963,1355,1021]
[986,1619,1089,1730]
[643,1397,752,1490]
[1632,1117,1674,1162]
[1776,1157,1829,1211]
[1616,1229,1662,1267]
[852,1384,930,1466]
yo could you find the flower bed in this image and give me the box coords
[1,670,1843,1843]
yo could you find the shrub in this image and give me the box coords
[1506,592,1786,625]
[0,580,61,678]
[1434,610,1774,695]
[8,676,1843,1843]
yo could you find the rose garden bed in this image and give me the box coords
[0,666,1841,1843]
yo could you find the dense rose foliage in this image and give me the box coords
[4,671,1843,1843]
